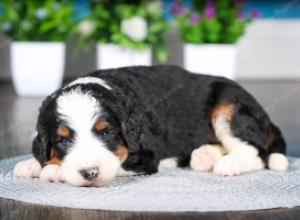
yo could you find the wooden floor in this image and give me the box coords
[0,81,299,219]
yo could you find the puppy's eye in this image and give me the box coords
[101,131,108,136]
[57,139,71,148]
[98,129,109,136]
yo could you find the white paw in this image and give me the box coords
[213,154,242,176]
[158,157,178,172]
[191,145,224,172]
[13,158,42,178]
[39,164,62,183]
[214,151,265,176]
[268,153,288,171]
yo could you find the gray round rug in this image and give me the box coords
[0,155,300,212]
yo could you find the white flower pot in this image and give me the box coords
[96,43,151,69]
[10,42,65,96]
[184,44,237,79]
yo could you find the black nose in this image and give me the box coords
[80,167,99,181]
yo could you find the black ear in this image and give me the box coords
[120,110,144,153]
[31,93,57,166]
[32,134,51,166]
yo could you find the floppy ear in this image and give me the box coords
[32,134,51,166]
[119,109,144,153]
[31,93,57,166]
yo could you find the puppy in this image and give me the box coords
[13,66,288,187]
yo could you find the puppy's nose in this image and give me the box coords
[80,167,99,181]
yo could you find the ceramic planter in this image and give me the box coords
[10,42,65,96]
[184,44,237,79]
[96,43,151,69]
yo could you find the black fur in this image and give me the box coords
[32,93,58,165]
[32,65,286,174]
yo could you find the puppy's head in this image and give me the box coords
[33,86,130,187]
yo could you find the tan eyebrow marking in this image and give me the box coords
[94,119,109,131]
[57,125,70,138]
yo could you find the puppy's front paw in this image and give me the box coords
[213,154,241,176]
[39,164,62,183]
[191,145,224,172]
[13,158,42,178]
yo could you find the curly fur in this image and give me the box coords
[15,65,287,186]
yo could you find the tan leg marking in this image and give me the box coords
[211,104,264,176]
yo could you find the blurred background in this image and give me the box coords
[0,0,299,159]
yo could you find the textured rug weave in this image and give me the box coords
[0,155,300,212]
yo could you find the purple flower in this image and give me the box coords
[250,9,259,18]
[190,12,201,24]
[170,1,185,16]
[204,1,216,19]
[236,10,244,19]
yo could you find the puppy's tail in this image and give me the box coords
[267,123,289,171]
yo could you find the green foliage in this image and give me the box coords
[177,14,202,43]
[0,0,74,41]
[77,0,169,63]
[173,0,253,44]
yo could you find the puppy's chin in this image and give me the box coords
[65,177,111,187]
[60,168,119,187]
[59,158,121,187]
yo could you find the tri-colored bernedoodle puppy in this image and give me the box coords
[13,65,288,187]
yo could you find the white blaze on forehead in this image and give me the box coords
[66,76,112,90]
[57,88,101,130]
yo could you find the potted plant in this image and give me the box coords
[0,0,73,96]
[77,0,168,69]
[172,0,258,79]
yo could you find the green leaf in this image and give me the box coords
[155,46,168,63]
[0,0,74,41]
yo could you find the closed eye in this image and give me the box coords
[56,139,72,148]
[95,127,120,139]
[96,128,110,136]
